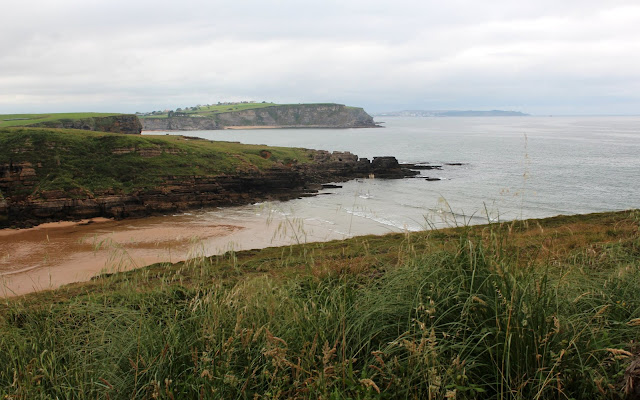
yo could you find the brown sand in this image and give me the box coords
[0,210,345,298]
[0,216,245,297]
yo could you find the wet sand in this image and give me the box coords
[0,207,348,297]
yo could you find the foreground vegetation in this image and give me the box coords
[1,210,639,398]
[0,113,121,128]
[0,127,313,196]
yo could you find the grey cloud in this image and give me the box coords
[2,0,640,114]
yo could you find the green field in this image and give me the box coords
[0,113,122,128]
[190,102,280,115]
[1,210,639,398]
[140,103,343,119]
[0,127,314,197]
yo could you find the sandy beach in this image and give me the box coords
[0,216,232,297]
[0,208,345,297]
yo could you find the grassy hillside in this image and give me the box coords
[0,113,122,128]
[1,210,639,398]
[0,127,314,197]
[141,102,279,118]
[140,103,376,130]
[140,103,343,119]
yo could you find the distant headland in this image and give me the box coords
[375,110,529,117]
[0,113,142,134]
[138,102,379,131]
[0,103,379,134]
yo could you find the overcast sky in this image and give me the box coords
[2,0,640,115]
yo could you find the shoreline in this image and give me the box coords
[141,124,383,132]
[0,217,113,237]
[0,208,350,298]
[2,161,414,230]
[1,126,413,230]
[0,215,243,297]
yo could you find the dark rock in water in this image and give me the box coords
[400,163,443,170]
[371,157,418,178]
[322,184,343,189]
[372,156,399,170]
[425,177,441,181]
[445,163,466,166]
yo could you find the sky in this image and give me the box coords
[2,0,640,115]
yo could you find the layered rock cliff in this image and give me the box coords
[142,117,219,131]
[142,104,378,131]
[28,114,142,134]
[0,155,412,228]
[0,128,414,228]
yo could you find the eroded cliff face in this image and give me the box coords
[142,104,377,131]
[142,117,219,131]
[0,152,415,228]
[28,115,142,134]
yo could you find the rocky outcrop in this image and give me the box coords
[142,117,219,131]
[28,115,142,134]
[142,104,378,131]
[0,153,416,228]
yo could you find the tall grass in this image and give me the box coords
[1,215,639,398]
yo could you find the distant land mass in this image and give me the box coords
[0,113,142,134]
[374,110,529,117]
[139,102,378,130]
[0,102,378,134]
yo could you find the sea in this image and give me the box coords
[147,116,640,236]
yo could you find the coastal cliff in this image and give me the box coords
[27,114,142,134]
[142,104,378,131]
[0,127,413,228]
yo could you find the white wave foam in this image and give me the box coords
[304,217,337,225]
[345,210,422,232]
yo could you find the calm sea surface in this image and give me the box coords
[147,116,640,234]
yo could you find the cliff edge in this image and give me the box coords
[0,127,413,228]
[28,114,142,134]
[142,104,378,131]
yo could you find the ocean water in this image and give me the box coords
[145,116,640,236]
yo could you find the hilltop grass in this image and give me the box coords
[140,103,345,119]
[141,103,279,119]
[1,210,639,399]
[0,113,122,128]
[192,102,280,116]
[0,127,314,197]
